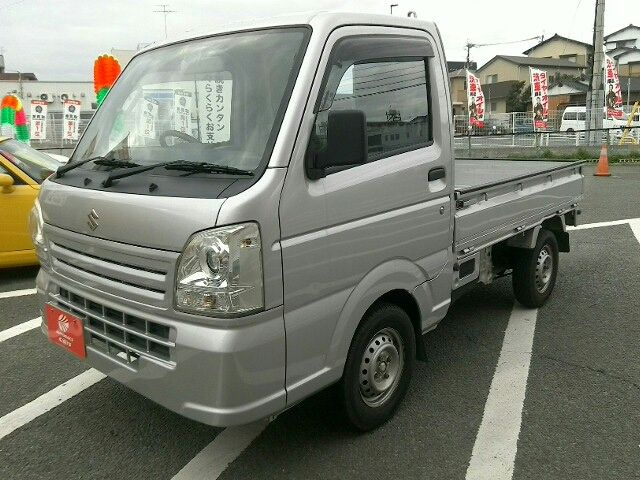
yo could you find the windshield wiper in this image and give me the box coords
[102,160,184,187]
[101,160,253,188]
[56,156,139,178]
[164,161,254,177]
[56,156,109,178]
[94,158,142,169]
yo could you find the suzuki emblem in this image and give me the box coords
[87,209,99,231]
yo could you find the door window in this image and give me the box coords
[309,36,433,172]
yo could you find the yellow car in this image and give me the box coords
[0,137,61,268]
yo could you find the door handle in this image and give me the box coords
[428,167,446,182]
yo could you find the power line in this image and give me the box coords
[471,35,544,49]
[465,35,544,69]
[153,4,177,38]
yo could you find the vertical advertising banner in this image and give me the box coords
[30,100,48,140]
[62,100,81,140]
[605,55,624,119]
[466,71,485,128]
[197,78,233,143]
[530,68,549,129]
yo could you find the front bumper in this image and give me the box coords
[37,267,287,427]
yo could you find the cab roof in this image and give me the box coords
[135,11,437,58]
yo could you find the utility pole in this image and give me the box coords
[389,4,398,14]
[465,42,474,70]
[154,4,176,38]
[586,0,605,144]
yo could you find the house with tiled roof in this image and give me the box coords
[523,34,593,67]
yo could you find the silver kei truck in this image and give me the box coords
[33,12,584,431]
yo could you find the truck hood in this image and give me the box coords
[39,180,225,252]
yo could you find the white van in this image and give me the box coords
[560,106,627,134]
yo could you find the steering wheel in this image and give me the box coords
[158,129,200,147]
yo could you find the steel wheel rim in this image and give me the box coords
[359,327,404,408]
[535,245,553,293]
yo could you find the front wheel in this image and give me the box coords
[512,229,559,308]
[341,303,415,431]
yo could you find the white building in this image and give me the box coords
[605,24,640,77]
[1,79,97,114]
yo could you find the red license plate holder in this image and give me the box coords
[45,304,87,359]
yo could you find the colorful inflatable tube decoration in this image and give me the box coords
[1,94,29,143]
[94,54,121,106]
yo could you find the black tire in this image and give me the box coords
[341,302,415,431]
[512,229,559,308]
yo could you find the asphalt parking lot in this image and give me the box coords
[1,163,639,480]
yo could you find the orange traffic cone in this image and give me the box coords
[594,144,611,177]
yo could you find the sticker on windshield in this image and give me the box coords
[197,79,232,143]
[138,98,159,139]
[174,89,194,135]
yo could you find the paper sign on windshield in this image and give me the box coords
[174,89,194,134]
[197,79,232,143]
[139,98,159,139]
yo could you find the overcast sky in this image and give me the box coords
[0,0,637,80]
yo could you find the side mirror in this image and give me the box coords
[0,173,15,193]
[306,110,367,180]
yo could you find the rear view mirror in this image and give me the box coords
[307,110,367,179]
[0,173,15,193]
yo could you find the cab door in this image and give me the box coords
[279,27,454,403]
[0,156,38,254]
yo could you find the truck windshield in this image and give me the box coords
[72,27,309,176]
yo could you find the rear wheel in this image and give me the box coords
[341,303,415,431]
[512,229,559,308]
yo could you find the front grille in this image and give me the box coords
[49,239,168,297]
[57,287,176,368]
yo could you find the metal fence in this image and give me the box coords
[453,108,640,156]
[452,109,640,136]
[28,114,92,149]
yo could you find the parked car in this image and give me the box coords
[46,152,70,164]
[35,13,584,431]
[513,116,534,133]
[0,137,61,268]
[560,106,627,135]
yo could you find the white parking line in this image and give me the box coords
[628,220,640,245]
[172,420,269,480]
[568,217,640,231]
[0,368,106,441]
[466,305,538,480]
[0,288,37,300]
[0,317,41,343]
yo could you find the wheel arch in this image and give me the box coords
[326,259,432,373]
[374,289,428,362]
[542,215,570,252]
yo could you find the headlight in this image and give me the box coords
[29,198,44,247]
[29,198,50,266]
[175,223,263,317]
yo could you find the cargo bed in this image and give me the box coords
[453,159,585,256]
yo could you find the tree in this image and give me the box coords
[506,81,530,112]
